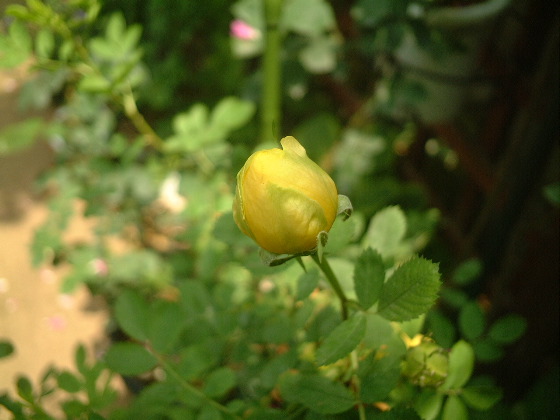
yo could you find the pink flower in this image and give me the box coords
[230,20,261,40]
[90,258,109,276]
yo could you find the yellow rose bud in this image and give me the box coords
[233,136,338,255]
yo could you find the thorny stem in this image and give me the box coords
[311,254,348,320]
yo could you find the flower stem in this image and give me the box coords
[260,0,283,143]
[311,254,348,320]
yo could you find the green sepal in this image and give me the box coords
[337,194,353,220]
[259,229,329,266]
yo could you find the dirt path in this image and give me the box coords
[0,66,108,413]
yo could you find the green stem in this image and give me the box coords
[260,0,283,143]
[311,254,348,320]
[351,350,367,420]
[153,352,242,419]
[122,86,164,149]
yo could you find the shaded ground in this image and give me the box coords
[0,66,109,416]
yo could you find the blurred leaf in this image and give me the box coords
[378,257,441,322]
[177,344,219,381]
[57,371,82,393]
[211,96,255,131]
[472,339,504,362]
[198,405,222,420]
[0,340,15,359]
[543,182,560,206]
[359,352,401,403]
[458,302,486,340]
[452,259,483,286]
[299,36,338,74]
[351,0,408,27]
[282,0,336,36]
[202,367,236,399]
[353,247,385,310]
[114,290,150,342]
[439,288,469,309]
[442,395,468,420]
[461,385,502,410]
[0,118,43,155]
[296,269,320,300]
[363,206,407,259]
[488,314,527,344]
[414,389,444,420]
[440,340,474,391]
[105,342,157,376]
[316,313,366,365]
[16,376,33,403]
[0,20,32,68]
[78,74,111,93]
[278,371,355,414]
[35,28,55,58]
[147,300,186,353]
[293,113,340,161]
[427,310,456,348]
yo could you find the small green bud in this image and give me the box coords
[402,340,449,388]
[233,136,338,255]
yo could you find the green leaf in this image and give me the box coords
[458,302,486,340]
[427,310,456,348]
[0,340,15,358]
[442,395,468,420]
[461,385,503,410]
[282,0,336,36]
[439,288,469,309]
[211,96,255,131]
[359,352,401,403]
[0,20,32,68]
[543,182,560,205]
[202,367,236,399]
[488,314,527,344]
[16,376,33,403]
[316,313,366,366]
[299,36,338,74]
[198,405,222,420]
[57,371,82,393]
[78,74,111,93]
[114,290,150,342]
[353,247,385,310]
[296,269,320,300]
[104,342,157,376]
[0,118,43,155]
[147,300,186,353]
[452,259,483,286]
[278,371,355,414]
[35,28,55,58]
[378,257,441,322]
[472,339,504,362]
[440,340,474,391]
[414,389,444,420]
[363,206,407,259]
